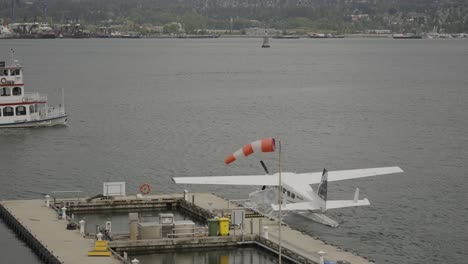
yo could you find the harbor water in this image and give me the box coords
[0,38,467,263]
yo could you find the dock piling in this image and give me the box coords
[263,226,269,239]
[45,195,51,207]
[318,250,326,264]
[129,213,138,241]
[79,220,85,235]
[61,206,67,220]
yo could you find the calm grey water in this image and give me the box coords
[132,247,293,264]
[0,38,467,264]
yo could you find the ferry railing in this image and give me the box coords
[23,92,47,102]
[47,106,66,118]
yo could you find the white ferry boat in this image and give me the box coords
[0,59,67,128]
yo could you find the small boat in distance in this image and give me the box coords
[392,33,423,39]
[272,35,300,39]
[0,58,68,128]
[262,36,270,48]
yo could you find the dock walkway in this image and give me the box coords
[189,192,373,264]
[0,199,121,264]
[1,193,374,264]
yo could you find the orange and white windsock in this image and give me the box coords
[224,138,276,164]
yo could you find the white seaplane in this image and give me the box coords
[173,138,403,226]
[172,165,403,227]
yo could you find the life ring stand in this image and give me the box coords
[139,183,151,195]
[0,78,6,84]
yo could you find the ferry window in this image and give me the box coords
[16,106,26,116]
[11,69,20,76]
[12,87,21,96]
[1,87,11,96]
[3,107,13,116]
[2,70,8,76]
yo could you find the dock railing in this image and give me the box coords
[167,226,208,238]
[51,190,83,207]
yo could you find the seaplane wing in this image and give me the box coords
[172,167,403,186]
[172,175,277,186]
[290,166,403,184]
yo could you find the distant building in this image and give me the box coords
[366,29,392,34]
[351,14,370,22]
[244,27,280,36]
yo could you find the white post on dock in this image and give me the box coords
[131,258,140,264]
[318,250,326,264]
[45,195,51,207]
[208,202,213,213]
[61,206,67,220]
[184,190,188,201]
[263,226,269,239]
[79,220,85,235]
[123,251,128,260]
[97,232,103,241]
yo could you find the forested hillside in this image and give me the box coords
[1,0,467,32]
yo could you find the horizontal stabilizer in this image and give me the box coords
[326,198,370,210]
[271,202,320,211]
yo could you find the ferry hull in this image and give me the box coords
[0,115,68,128]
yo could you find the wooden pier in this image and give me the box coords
[0,193,375,264]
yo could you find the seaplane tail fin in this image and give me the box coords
[317,168,328,201]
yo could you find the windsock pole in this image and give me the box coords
[278,139,282,264]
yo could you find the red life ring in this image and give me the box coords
[139,183,151,195]
[0,78,6,84]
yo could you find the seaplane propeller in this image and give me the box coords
[260,160,270,190]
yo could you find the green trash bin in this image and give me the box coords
[208,218,219,236]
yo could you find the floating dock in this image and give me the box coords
[0,193,374,264]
